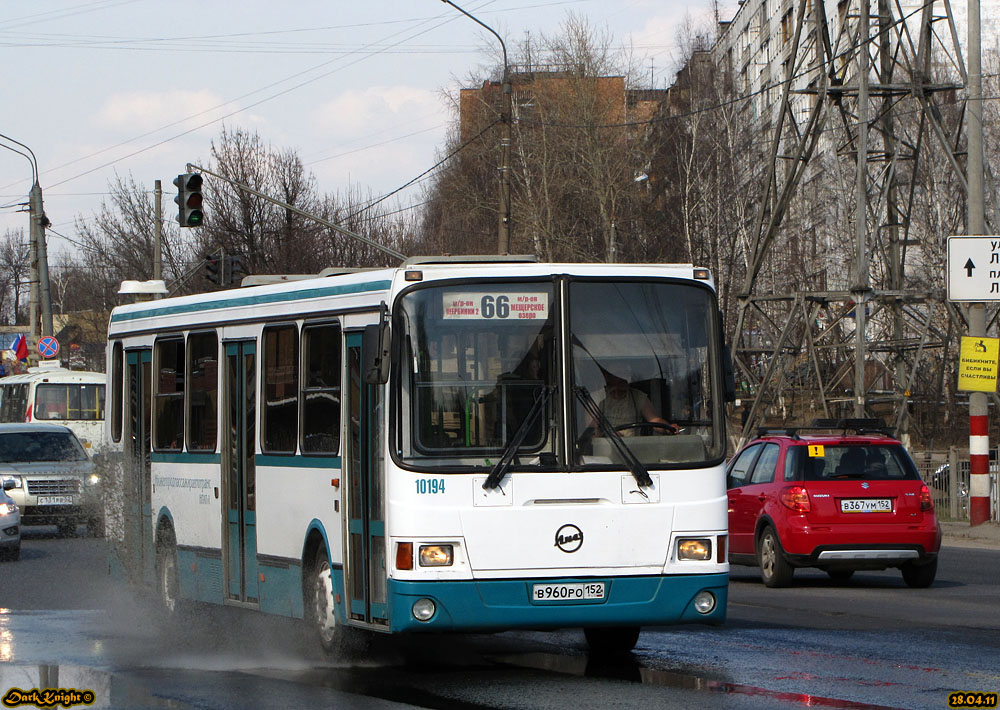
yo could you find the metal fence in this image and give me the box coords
[911,447,1000,522]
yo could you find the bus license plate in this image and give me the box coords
[840,498,892,513]
[37,496,74,506]
[532,582,606,602]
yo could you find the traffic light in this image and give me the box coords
[205,254,220,284]
[226,254,245,286]
[173,173,204,227]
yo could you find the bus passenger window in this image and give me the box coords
[302,323,341,454]
[263,324,299,454]
[187,332,219,452]
[154,338,185,451]
[111,342,123,442]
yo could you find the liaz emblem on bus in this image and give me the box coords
[443,292,550,321]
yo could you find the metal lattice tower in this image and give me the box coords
[732,0,992,445]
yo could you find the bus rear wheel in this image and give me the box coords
[584,626,640,656]
[157,538,181,616]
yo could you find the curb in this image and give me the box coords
[939,522,1000,550]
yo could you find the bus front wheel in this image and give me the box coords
[306,547,366,655]
[584,626,640,656]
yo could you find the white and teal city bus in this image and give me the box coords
[106,257,733,654]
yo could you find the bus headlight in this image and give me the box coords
[693,591,717,615]
[419,544,454,567]
[87,474,101,486]
[677,538,712,561]
[412,598,436,621]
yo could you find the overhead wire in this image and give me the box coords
[28,1,499,191]
[347,118,500,219]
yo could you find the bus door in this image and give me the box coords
[223,341,259,605]
[125,349,153,582]
[344,332,388,625]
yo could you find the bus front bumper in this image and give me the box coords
[386,573,728,633]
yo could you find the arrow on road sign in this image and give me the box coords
[966,258,976,277]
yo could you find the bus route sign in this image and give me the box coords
[37,336,60,359]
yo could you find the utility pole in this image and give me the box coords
[29,219,38,342]
[499,69,512,254]
[966,0,989,526]
[440,0,511,254]
[29,183,53,337]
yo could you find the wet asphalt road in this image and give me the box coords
[0,528,998,709]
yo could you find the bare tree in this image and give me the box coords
[0,229,30,325]
[419,15,658,262]
[73,173,198,308]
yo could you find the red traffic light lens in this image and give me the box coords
[186,193,203,209]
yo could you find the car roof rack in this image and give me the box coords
[810,418,894,437]
[755,418,895,439]
[755,427,802,439]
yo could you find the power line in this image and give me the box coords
[306,123,446,166]
[33,2,496,191]
[348,119,500,219]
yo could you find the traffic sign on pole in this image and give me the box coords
[37,336,59,359]
[947,236,1000,301]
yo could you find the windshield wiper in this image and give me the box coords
[482,386,553,490]
[574,386,653,489]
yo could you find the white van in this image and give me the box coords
[0,361,105,449]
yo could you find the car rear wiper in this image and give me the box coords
[574,386,653,489]
[482,386,554,490]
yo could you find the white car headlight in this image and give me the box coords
[0,501,17,516]
[1,476,21,490]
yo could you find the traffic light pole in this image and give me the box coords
[154,179,163,285]
[186,163,406,261]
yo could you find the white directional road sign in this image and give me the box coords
[947,236,1000,301]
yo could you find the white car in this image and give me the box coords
[0,478,20,561]
[0,423,101,538]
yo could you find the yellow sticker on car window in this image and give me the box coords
[808,444,825,457]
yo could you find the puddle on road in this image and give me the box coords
[490,651,908,710]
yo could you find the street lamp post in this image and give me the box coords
[0,133,53,340]
[440,0,512,254]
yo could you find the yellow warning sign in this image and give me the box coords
[958,336,1000,392]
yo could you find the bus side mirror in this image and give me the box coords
[363,302,391,385]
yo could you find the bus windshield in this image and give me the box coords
[569,280,723,467]
[34,383,106,421]
[397,281,558,468]
[396,277,724,471]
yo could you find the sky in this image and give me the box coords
[0,0,738,259]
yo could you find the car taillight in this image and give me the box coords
[780,485,811,513]
[919,484,933,512]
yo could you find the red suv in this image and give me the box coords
[726,419,941,588]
